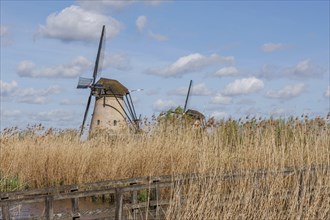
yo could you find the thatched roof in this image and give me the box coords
[94,78,129,96]
[185,109,205,120]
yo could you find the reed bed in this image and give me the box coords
[1,116,329,218]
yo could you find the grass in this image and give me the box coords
[0,116,329,218]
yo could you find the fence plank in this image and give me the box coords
[0,165,328,219]
[1,203,10,220]
[115,188,123,220]
[45,196,54,220]
[130,182,138,220]
[71,187,80,219]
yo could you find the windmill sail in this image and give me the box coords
[77,77,93,89]
[79,25,106,136]
[184,80,193,113]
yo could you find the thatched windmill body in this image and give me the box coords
[77,25,139,136]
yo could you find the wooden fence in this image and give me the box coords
[1,165,329,220]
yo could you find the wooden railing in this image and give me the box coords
[1,165,329,220]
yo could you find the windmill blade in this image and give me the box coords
[183,80,193,113]
[80,91,93,136]
[77,77,93,89]
[92,25,106,84]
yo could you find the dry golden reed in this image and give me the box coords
[0,117,329,218]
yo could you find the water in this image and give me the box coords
[2,198,115,219]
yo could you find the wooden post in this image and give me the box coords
[71,187,80,219]
[1,203,10,220]
[45,196,54,220]
[150,179,160,217]
[115,188,123,220]
[130,182,138,220]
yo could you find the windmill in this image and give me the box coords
[182,80,206,127]
[77,25,139,136]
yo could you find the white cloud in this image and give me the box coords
[17,85,62,104]
[169,83,212,96]
[261,42,286,52]
[324,86,330,97]
[37,5,123,42]
[0,80,18,96]
[136,16,147,32]
[214,66,238,77]
[17,56,92,78]
[223,77,264,96]
[153,99,177,112]
[1,81,62,104]
[1,109,22,118]
[210,94,232,105]
[31,109,76,122]
[148,53,234,77]
[266,83,305,99]
[148,30,168,41]
[284,59,325,78]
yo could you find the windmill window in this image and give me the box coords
[113,120,117,126]
[97,120,100,125]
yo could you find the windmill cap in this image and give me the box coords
[185,109,205,120]
[95,77,129,95]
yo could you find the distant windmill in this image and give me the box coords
[77,25,139,136]
[183,80,206,127]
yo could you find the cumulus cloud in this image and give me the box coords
[214,66,238,77]
[136,16,147,32]
[261,42,287,52]
[31,109,76,122]
[0,80,18,97]
[223,77,264,96]
[1,109,22,118]
[37,5,123,42]
[1,80,62,104]
[169,83,212,96]
[153,99,177,112]
[266,83,305,99]
[17,85,62,104]
[148,53,234,77]
[17,56,92,78]
[284,59,325,78]
[210,94,232,105]
[324,86,330,97]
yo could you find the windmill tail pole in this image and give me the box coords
[184,80,193,113]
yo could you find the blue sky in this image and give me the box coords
[1,0,329,130]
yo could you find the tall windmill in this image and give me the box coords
[182,80,206,127]
[77,25,139,136]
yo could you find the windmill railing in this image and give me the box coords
[1,165,329,220]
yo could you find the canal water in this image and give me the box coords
[1,198,115,219]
